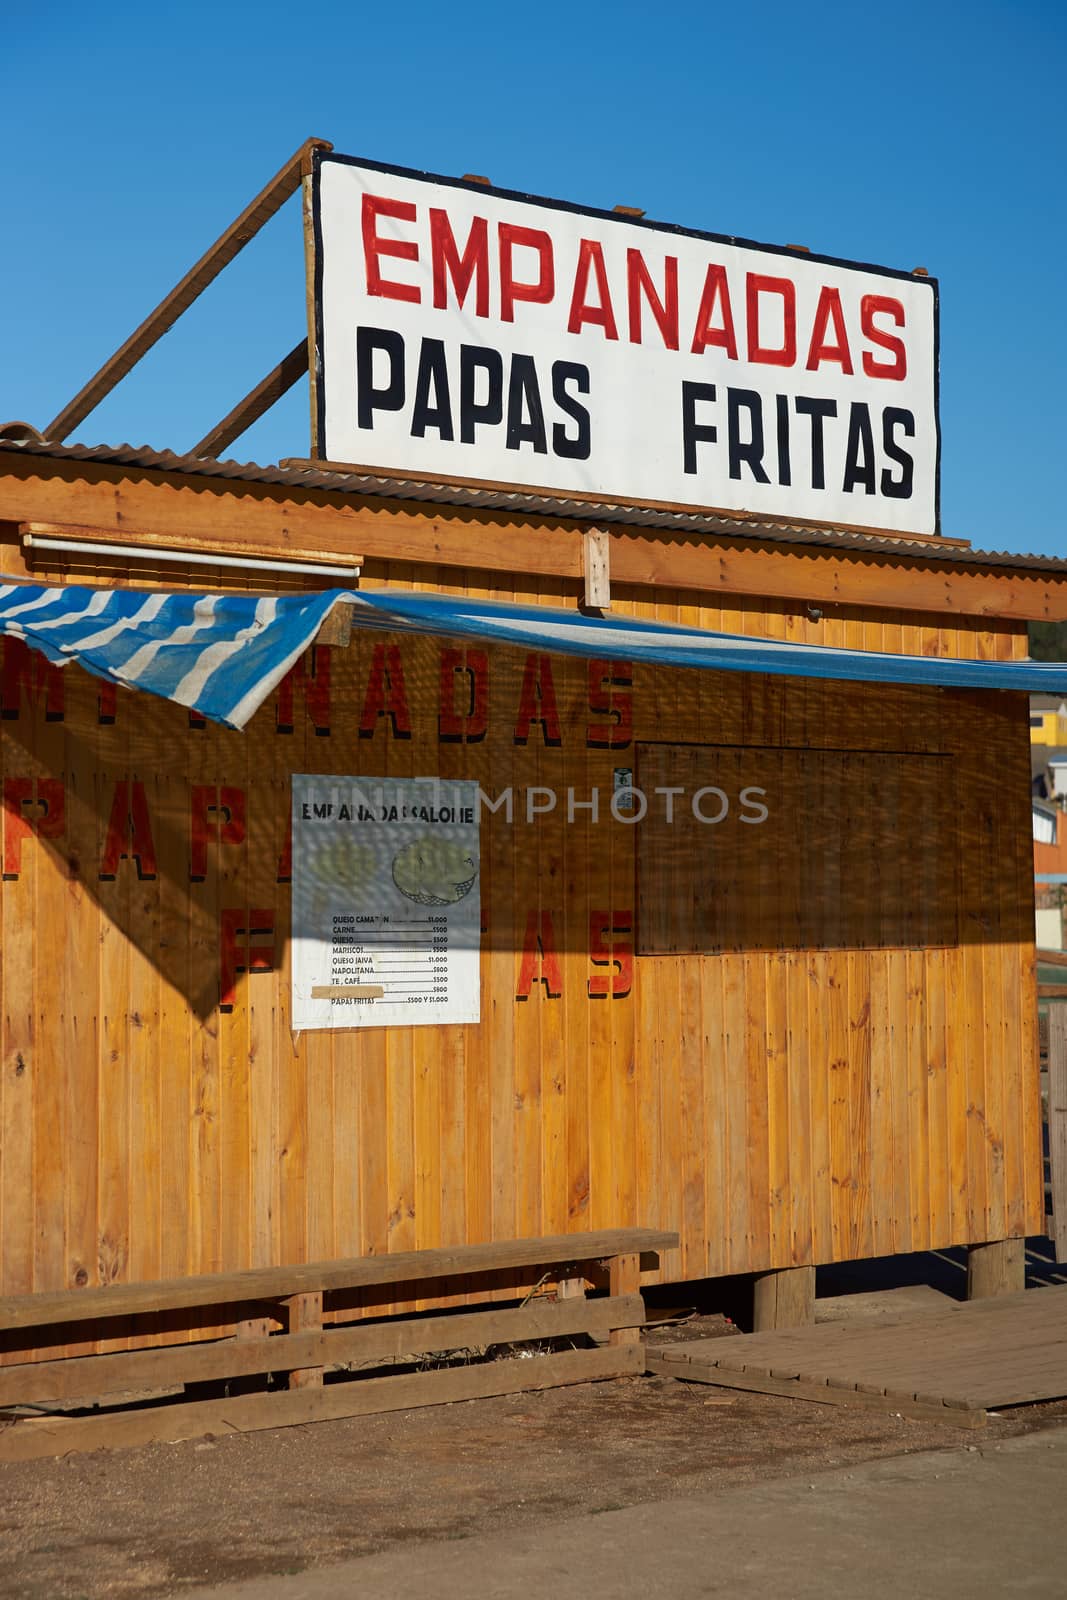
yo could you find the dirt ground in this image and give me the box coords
[3,1294,1067,1600]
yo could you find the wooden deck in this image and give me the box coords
[647,1285,1067,1430]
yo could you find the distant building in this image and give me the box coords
[1034,798,1058,846]
[1034,795,1067,949]
[1030,693,1067,746]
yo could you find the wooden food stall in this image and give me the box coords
[1,140,1065,1452]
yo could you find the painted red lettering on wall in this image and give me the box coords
[219,908,275,1010]
[276,811,292,883]
[587,910,634,997]
[277,646,331,736]
[190,785,246,881]
[2,777,65,876]
[98,681,118,724]
[586,660,633,748]
[439,647,489,741]
[360,644,412,738]
[1,639,64,721]
[516,910,562,998]
[514,654,561,745]
[99,781,157,879]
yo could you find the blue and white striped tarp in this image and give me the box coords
[0,581,1065,731]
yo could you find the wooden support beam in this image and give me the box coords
[231,1312,275,1395]
[966,1239,1026,1300]
[191,340,309,460]
[608,1254,642,1345]
[0,1345,645,1463]
[285,1291,325,1388]
[46,138,331,441]
[236,1313,274,1340]
[18,518,362,576]
[1048,1006,1067,1263]
[0,1228,676,1333]
[752,1265,815,1330]
[303,171,322,455]
[313,601,356,649]
[1,454,1065,621]
[583,526,611,610]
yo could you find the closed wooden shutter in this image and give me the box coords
[635,743,959,955]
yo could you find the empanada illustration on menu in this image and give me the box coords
[392,837,478,906]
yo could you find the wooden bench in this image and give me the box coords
[0,1228,677,1461]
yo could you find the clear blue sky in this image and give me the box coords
[2,0,1063,556]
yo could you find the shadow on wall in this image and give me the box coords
[0,635,1032,1024]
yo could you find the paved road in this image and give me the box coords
[183,1424,1067,1599]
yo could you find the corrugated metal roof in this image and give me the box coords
[3,436,1066,575]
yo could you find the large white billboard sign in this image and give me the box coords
[311,152,939,535]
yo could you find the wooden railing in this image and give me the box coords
[0,1228,676,1462]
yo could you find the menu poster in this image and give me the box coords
[291,776,481,1030]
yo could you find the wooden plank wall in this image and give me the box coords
[0,532,1043,1354]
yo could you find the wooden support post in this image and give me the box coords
[1049,1004,1067,1263]
[46,137,331,442]
[192,340,309,460]
[236,1314,272,1340]
[285,1292,325,1388]
[752,1265,815,1331]
[966,1239,1025,1300]
[608,1254,641,1345]
[313,602,355,650]
[303,170,322,457]
[582,528,611,611]
[231,1313,274,1395]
